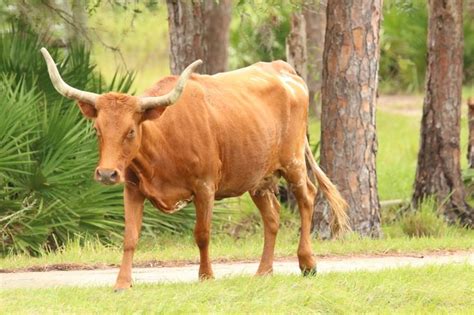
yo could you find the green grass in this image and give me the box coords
[1,223,472,270]
[2,264,473,313]
[309,110,469,201]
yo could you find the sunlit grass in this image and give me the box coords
[1,222,472,271]
[2,264,473,313]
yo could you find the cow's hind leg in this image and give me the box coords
[283,163,317,276]
[250,190,281,275]
[193,185,215,280]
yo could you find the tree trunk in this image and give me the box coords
[286,12,307,80]
[303,0,327,117]
[468,98,474,168]
[283,11,308,211]
[166,0,231,75]
[202,0,232,74]
[312,0,382,238]
[167,0,205,75]
[413,0,474,227]
[69,0,89,47]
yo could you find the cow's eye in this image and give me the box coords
[127,129,135,139]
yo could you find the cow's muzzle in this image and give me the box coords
[95,168,120,185]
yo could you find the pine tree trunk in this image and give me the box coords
[312,0,382,238]
[286,12,307,80]
[202,0,231,74]
[303,0,327,117]
[166,0,231,75]
[167,0,206,75]
[468,98,474,168]
[284,11,308,211]
[413,0,474,227]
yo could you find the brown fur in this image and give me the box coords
[77,60,348,289]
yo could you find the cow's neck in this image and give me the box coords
[128,123,192,213]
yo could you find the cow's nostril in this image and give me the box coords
[96,168,119,184]
[110,170,118,180]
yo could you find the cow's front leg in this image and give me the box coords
[193,185,215,280]
[114,184,145,291]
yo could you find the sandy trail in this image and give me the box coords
[1,252,472,289]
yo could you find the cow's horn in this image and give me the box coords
[40,47,99,106]
[139,60,203,110]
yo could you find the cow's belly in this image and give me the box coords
[138,175,194,214]
[215,169,281,200]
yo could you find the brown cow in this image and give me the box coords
[40,48,349,290]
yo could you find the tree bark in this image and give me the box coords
[283,11,308,211]
[202,0,232,74]
[303,0,327,117]
[167,0,205,75]
[69,0,89,47]
[166,0,231,75]
[413,0,474,227]
[312,0,382,238]
[468,98,474,168]
[286,12,307,80]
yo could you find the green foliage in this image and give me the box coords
[379,0,428,93]
[380,0,474,92]
[229,0,292,69]
[228,0,474,92]
[400,199,449,237]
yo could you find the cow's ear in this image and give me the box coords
[77,101,97,119]
[141,107,167,122]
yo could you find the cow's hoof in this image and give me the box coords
[302,267,317,277]
[199,274,215,281]
[114,283,132,292]
[114,287,129,293]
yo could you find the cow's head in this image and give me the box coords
[40,48,201,185]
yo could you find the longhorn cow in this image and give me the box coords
[40,48,349,290]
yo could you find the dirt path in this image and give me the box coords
[377,94,424,116]
[1,252,472,289]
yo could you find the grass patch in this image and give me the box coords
[1,223,472,270]
[1,264,473,313]
[400,199,448,237]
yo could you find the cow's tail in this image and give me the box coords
[304,139,351,237]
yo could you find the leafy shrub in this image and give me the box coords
[400,199,448,237]
[380,0,474,92]
[230,0,291,69]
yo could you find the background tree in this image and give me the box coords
[203,0,232,74]
[286,11,307,80]
[468,98,474,168]
[312,0,383,238]
[283,9,307,210]
[303,0,327,117]
[166,0,231,75]
[412,0,474,227]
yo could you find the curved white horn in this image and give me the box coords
[139,59,203,110]
[40,47,99,105]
